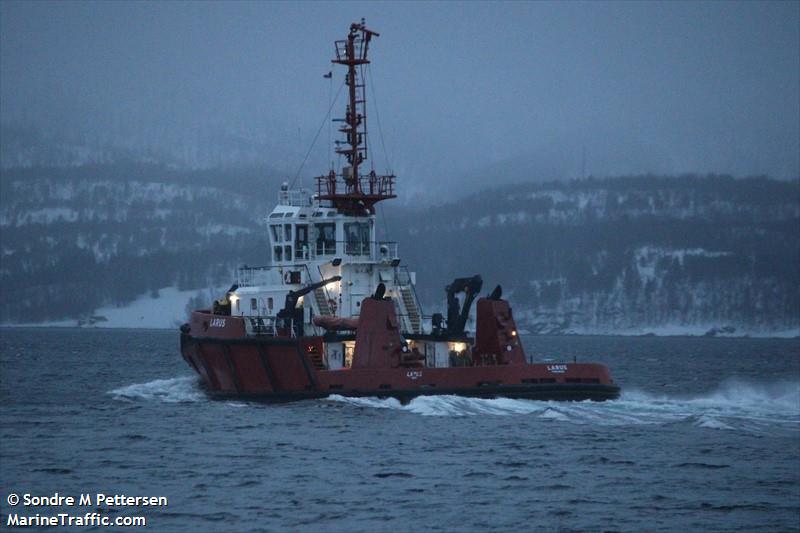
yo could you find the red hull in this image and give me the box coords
[180,308,620,403]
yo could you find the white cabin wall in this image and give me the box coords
[326,342,344,369]
[433,342,450,368]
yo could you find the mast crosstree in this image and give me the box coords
[316,19,396,215]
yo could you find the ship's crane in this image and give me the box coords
[446,275,483,336]
[277,276,342,336]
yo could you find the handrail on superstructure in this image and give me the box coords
[263,240,400,262]
[316,172,395,198]
[395,265,425,317]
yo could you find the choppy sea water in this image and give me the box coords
[1,328,798,532]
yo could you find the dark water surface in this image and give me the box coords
[1,328,798,532]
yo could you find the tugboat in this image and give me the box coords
[180,20,620,402]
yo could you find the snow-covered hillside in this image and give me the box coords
[1,168,797,336]
[392,176,799,337]
[10,287,204,329]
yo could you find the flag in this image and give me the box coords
[323,71,332,79]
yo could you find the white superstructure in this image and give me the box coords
[228,183,423,337]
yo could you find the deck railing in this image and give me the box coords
[315,173,396,198]
[237,264,314,287]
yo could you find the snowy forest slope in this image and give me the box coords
[1,165,797,335]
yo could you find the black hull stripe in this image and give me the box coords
[222,344,242,394]
[195,343,220,390]
[256,344,280,393]
[295,343,317,389]
[206,383,621,404]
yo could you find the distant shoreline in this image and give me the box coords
[2,323,797,340]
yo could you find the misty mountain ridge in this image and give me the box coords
[438,135,702,200]
[0,123,303,174]
[5,123,797,207]
[1,164,796,336]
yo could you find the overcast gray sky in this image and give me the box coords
[2,1,798,193]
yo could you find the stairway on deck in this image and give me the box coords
[307,350,326,370]
[399,286,421,333]
[314,287,333,316]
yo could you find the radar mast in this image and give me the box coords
[316,20,396,215]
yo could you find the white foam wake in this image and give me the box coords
[109,376,204,403]
[327,380,800,432]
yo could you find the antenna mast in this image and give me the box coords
[316,20,396,215]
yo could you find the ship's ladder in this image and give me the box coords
[399,285,422,333]
[314,287,333,316]
[307,349,326,370]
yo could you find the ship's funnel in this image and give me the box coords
[473,297,525,366]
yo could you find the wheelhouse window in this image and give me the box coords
[295,224,308,259]
[344,222,370,256]
[283,245,291,260]
[284,224,292,242]
[315,223,336,256]
[273,246,283,262]
[270,225,281,243]
[250,298,257,311]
